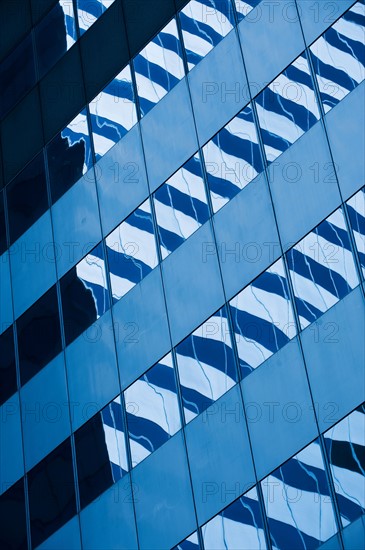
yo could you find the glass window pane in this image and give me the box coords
[0,34,35,119]
[176,306,237,423]
[310,1,365,113]
[134,18,185,116]
[180,0,235,70]
[77,0,115,35]
[90,64,137,160]
[17,286,62,386]
[125,353,181,467]
[47,109,93,204]
[61,242,110,345]
[324,404,365,527]
[28,439,76,548]
[346,187,365,278]
[202,487,267,550]
[0,190,6,255]
[287,207,359,329]
[203,103,263,213]
[7,153,48,245]
[106,199,158,303]
[0,479,27,549]
[230,258,297,378]
[234,0,261,22]
[154,153,210,259]
[173,531,200,550]
[256,52,320,164]
[261,439,338,549]
[75,395,128,509]
[35,0,77,78]
[0,326,17,407]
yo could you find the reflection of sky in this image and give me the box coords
[125,354,181,467]
[310,1,365,112]
[176,306,237,423]
[262,440,337,549]
[75,243,109,319]
[287,208,358,329]
[346,187,365,277]
[61,110,93,175]
[59,0,77,48]
[230,258,297,377]
[154,153,209,258]
[77,0,115,34]
[100,396,128,481]
[106,199,158,302]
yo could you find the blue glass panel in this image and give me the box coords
[230,258,297,378]
[256,52,320,164]
[202,486,267,549]
[75,395,128,509]
[61,242,110,345]
[134,18,185,116]
[48,108,93,203]
[176,306,237,423]
[35,0,77,78]
[173,531,200,550]
[90,64,137,160]
[124,353,181,467]
[310,1,365,113]
[106,199,158,303]
[324,404,365,527]
[203,103,263,212]
[77,0,115,35]
[346,187,365,278]
[262,439,338,549]
[287,207,359,330]
[234,0,261,21]
[154,153,209,259]
[179,0,235,70]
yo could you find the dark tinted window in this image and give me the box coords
[61,242,110,346]
[0,190,7,254]
[0,34,35,119]
[0,326,17,407]
[75,396,128,509]
[7,153,48,244]
[28,438,76,548]
[17,286,62,385]
[0,478,27,549]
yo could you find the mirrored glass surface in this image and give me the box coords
[0,327,17,407]
[179,0,235,70]
[75,395,128,509]
[255,53,320,164]
[134,18,185,116]
[203,103,263,213]
[106,199,158,303]
[234,0,261,21]
[154,153,210,259]
[0,479,27,550]
[310,1,365,113]
[323,404,365,527]
[61,242,110,345]
[173,531,200,550]
[7,153,48,245]
[28,438,76,548]
[0,34,35,119]
[76,0,115,35]
[287,207,359,330]
[176,306,237,423]
[35,0,77,78]
[124,353,181,467]
[47,109,93,204]
[90,64,137,160]
[202,486,267,550]
[0,191,6,255]
[230,258,297,378]
[346,187,365,278]
[261,439,337,549]
[17,286,62,386]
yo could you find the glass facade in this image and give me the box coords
[0,0,364,549]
